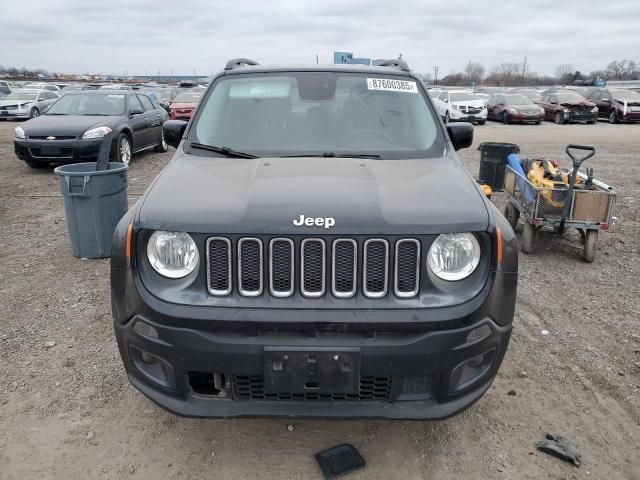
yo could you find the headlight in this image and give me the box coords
[14,126,26,139]
[427,233,481,281]
[82,126,112,139]
[507,107,518,114]
[591,106,598,113]
[147,231,199,279]
[539,107,545,114]
[451,104,460,110]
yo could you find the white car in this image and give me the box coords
[433,90,488,125]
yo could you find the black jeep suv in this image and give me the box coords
[111,59,518,419]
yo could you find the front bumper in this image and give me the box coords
[113,269,516,419]
[509,112,543,123]
[565,111,598,123]
[0,108,31,119]
[170,111,193,120]
[449,109,487,123]
[14,137,103,164]
[620,110,640,122]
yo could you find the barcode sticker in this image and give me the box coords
[367,78,418,93]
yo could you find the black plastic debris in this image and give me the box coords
[535,433,581,467]
[315,444,365,479]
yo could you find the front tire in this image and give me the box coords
[504,203,520,229]
[608,110,619,124]
[521,222,535,254]
[30,107,40,119]
[444,111,450,124]
[554,111,564,124]
[583,230,598,262]
[477,120,486,125]
[154,129,168,153]
[116,133,132,166]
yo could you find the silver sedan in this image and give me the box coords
[0,89,59,120]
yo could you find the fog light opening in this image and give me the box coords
[449,349,496,393]
[188,372,227,398]
[129,345,175,390]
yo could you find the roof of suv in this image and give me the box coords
[221,63,414,77]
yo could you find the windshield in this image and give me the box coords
[504,94,533,105]
[174,92,202,103]
[611,90,640,100]
[191,72,442,159]
[5,91,38,100]
[46,93,126,115]
[450,92,478,102]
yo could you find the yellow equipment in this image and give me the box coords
[479,183,493,199]
[526,159,583,208]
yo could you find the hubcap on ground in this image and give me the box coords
[120,139,131,166]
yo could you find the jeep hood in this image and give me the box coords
[138,153,490,235]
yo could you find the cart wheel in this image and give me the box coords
[521,222,535,254]
[504,203,520,229]
[583,230,598,263]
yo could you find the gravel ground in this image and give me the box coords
[0,119,639,480]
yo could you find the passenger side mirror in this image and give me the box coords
[163,120,188,149]
[446,122,474,151]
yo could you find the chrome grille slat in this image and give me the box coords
[301,239,326,297]
[206,237,232,295]
[363,239,389,298]
[332,239,357,298]
[394,239,420,298]
[269,238,294,297]
[238,238,263,296]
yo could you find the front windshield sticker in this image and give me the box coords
[367,78,418,93]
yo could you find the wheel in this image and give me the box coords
[477,120,486,125]
[583,230,598,262]
[116,133,132,166]
[30,107,40,119]
[504,203,520,229]
[502,112,510,125]
[554,111,564,124]
[608,110,619,124]
[521,222,535,254]
[444,111,450,124]
[154,128,168,152]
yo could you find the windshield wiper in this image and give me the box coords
[189,142,259,159]
[280,153,382,159]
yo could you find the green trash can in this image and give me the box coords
[54,161,128,258]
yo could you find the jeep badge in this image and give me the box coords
[293,214,336,228]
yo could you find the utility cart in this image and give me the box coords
[502,145,616,262]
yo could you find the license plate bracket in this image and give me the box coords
[40,145,62,155]
[264,347,361,395]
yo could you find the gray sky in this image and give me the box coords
[1,0,638,77]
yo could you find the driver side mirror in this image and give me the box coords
[163,120,188,149]
[130,107,144,116]
[447,122,474,151]
[602,98,610,102]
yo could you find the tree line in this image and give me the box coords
[422,59,640,87]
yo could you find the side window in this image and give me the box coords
[601,92,610,101]
[137,94,154,112]
[129,95,144,113]
[438,92,447,101]
[588,92,599,101]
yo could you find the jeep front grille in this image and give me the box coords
[206,237,421,299]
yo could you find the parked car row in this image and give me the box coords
[426,85,640,125]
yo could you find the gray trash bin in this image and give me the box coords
[54,162,128,258]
